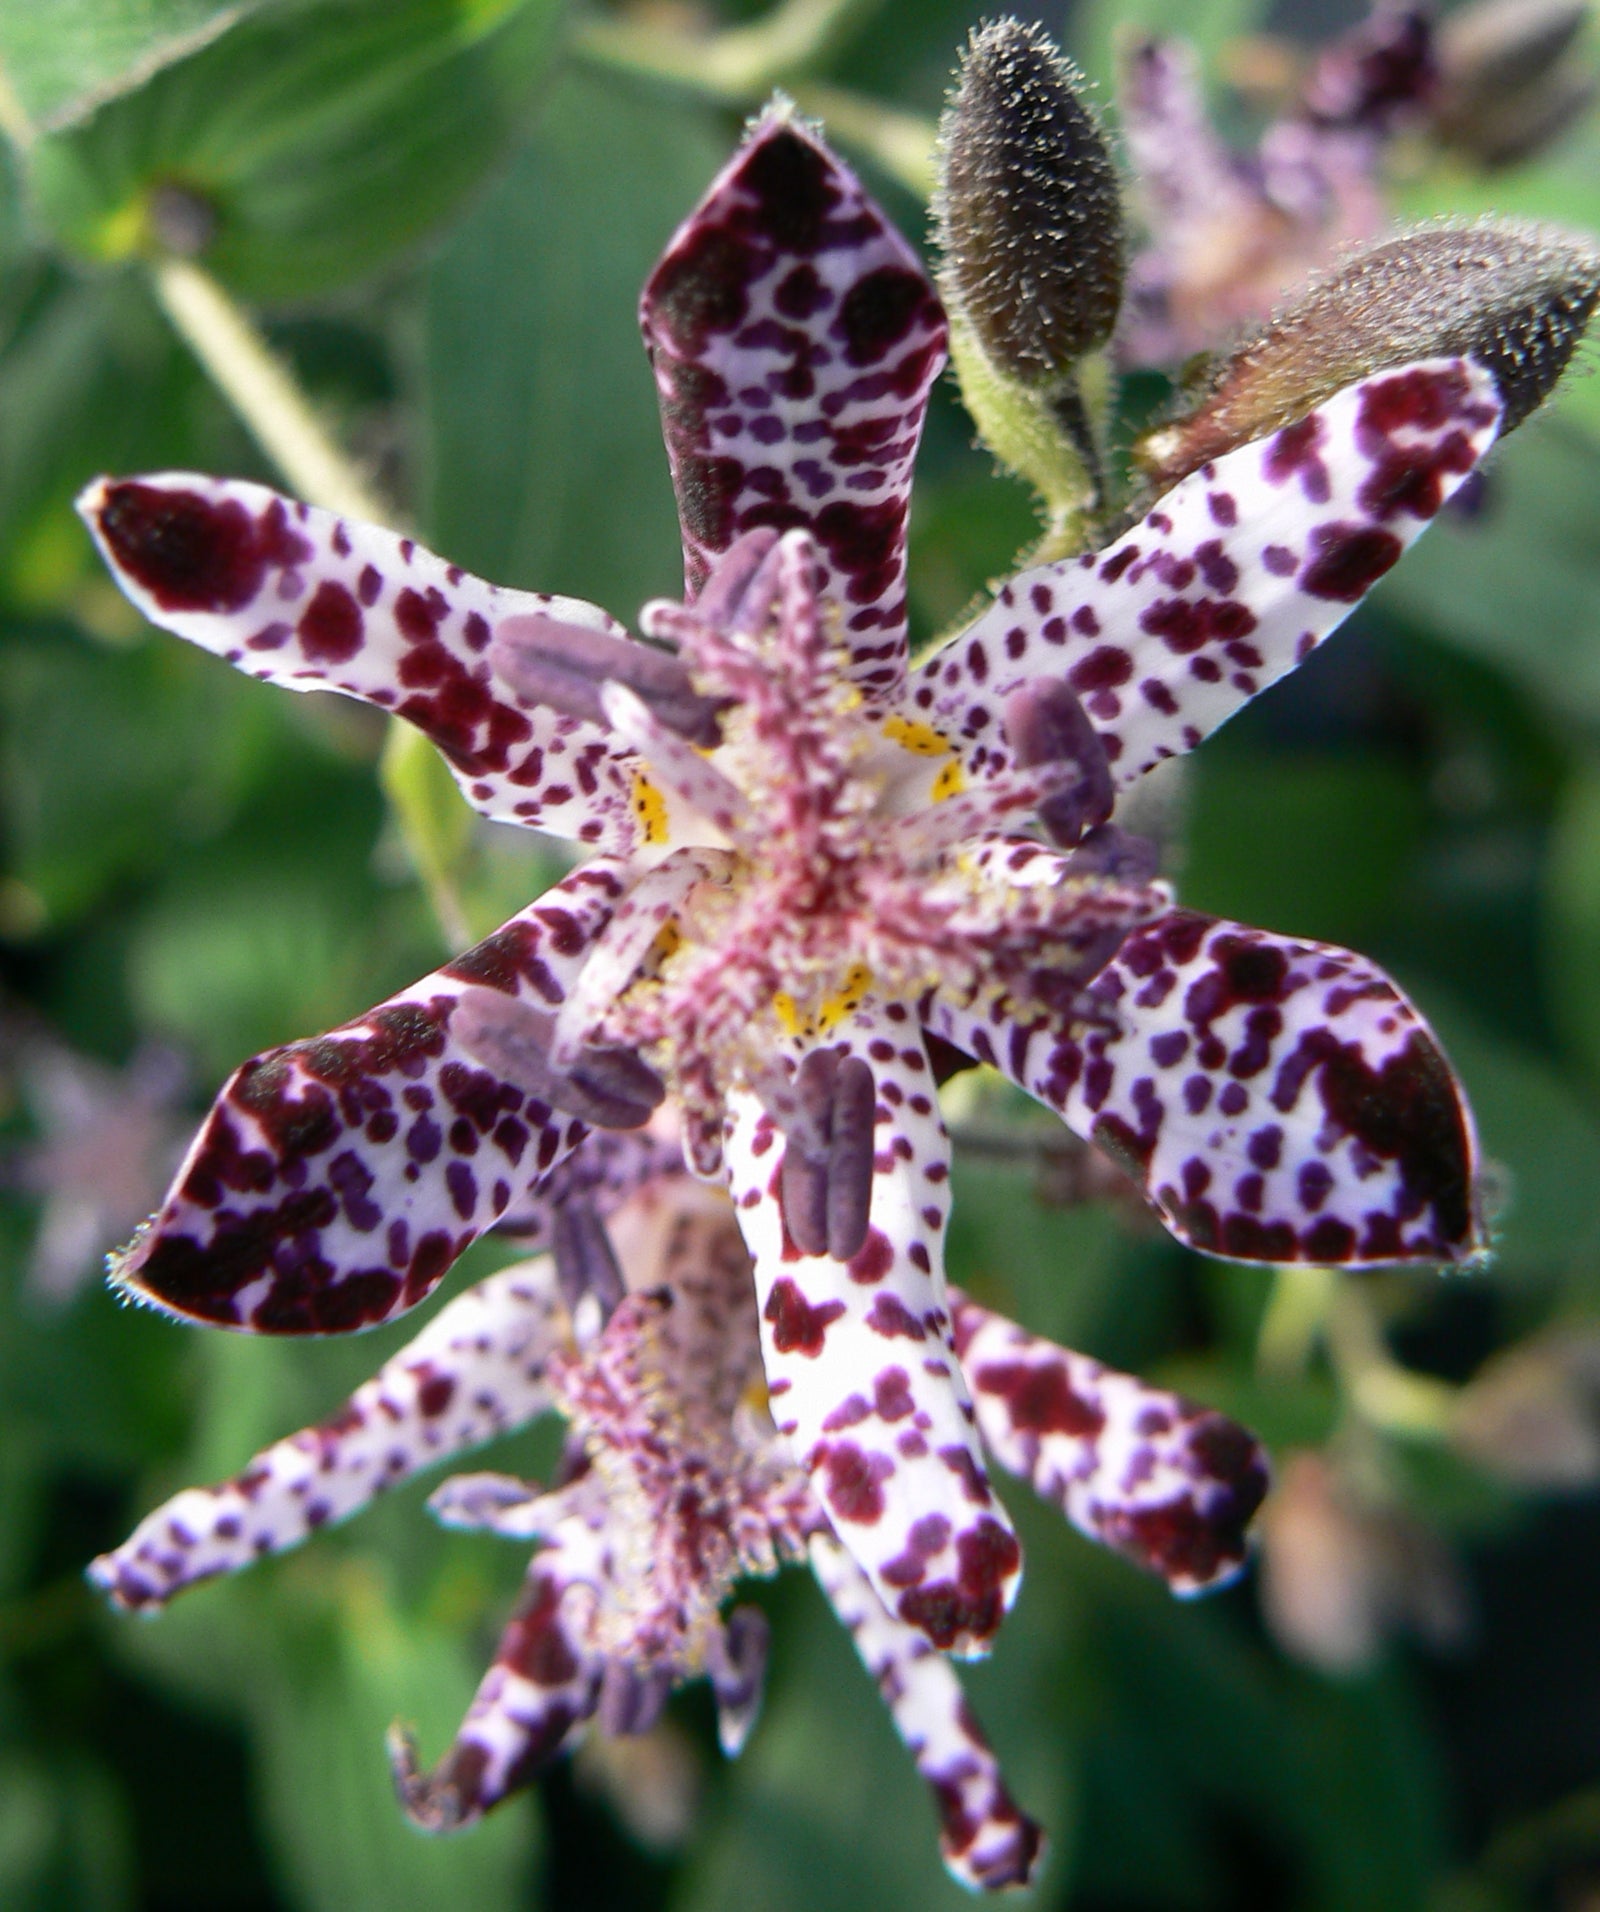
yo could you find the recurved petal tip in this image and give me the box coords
[389,1724,470,1834]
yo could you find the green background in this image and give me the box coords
[5,1,1600,1906]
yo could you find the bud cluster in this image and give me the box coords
[935,14,1600,557]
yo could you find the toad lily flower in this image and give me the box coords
[82,105,1496,1672]
[92,1158,1269,1890]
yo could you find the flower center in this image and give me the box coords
[496,527,1162,1170]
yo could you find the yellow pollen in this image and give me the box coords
[770,962,875,1041]
[741,1374,770,1417]
[930,758,966,802]
[631,770,670,845]
[883,714,953,756]
[819,961,873,1031]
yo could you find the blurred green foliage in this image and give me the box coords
[4,1,1600,1909]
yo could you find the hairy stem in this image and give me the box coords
[150,257,388,525]
[151,257,476,950]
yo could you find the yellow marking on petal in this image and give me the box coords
[650,918,683,964]
[773,992,801,1038]
[817,962,873,1032]
[931,758,966,802]
[631,771,670,846]
[883,714,953,756]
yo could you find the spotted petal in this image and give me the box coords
[89,1258,567,1610]
[115,862,629,1333]
[391,1502,606,1830]
[726,1014,1021,1657]
[640,105,947,706]
[908,359,1501,790]
[931,910,1481,1265]
[951,1290,1268,1593]
[77,474,646,849]
[808,1532,1042,1891]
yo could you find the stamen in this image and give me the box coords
[493,614,724,744]
[778,1050,877,1261]
[552,1199,626,1339]
[452,987,665,1130]
[689,526,783,634]
[826,1057,877,1261]
[426,1471,545,1538]
[598,682,750,840]
[706,1604,771,1755]
[1063,824,1162,884]
[597,1661,674,1737]
[1001,677,1114,847]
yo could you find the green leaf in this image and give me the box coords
[678,1571,1074,1912]
[420,69,727,612]
[1544,757,1600,1089]
[25,0,565,299]
[1424,990,1600,1270]
[115,1565,536,1912]
[1382,424,1600,722]
[1182,750,1428,948]
[0,0,256,135]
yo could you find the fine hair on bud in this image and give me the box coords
[936,17,1125,385]
[1140,221,1600,491]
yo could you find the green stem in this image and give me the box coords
[570,2,936,200]
[573,0,884,100]
[1327,1286,1458,1440]
[1255,1262,1336,1378]
[790,82,936,198]
[150,256,388,525]
[149,256,475,951]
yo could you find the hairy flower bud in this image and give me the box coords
[1138,220,1600,492]
[936,17,1124,383]
[1432,0,1595,166]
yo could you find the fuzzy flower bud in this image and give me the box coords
[1433,0,1596,166]
[935,19,1127,551]
[937,17,1124,384]
[1139,220,1600,492]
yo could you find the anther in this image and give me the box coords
[451,987,665,1130]
[1063,824,1161,884]
[779,1049,877,1261]
[1002,677,1114,847]
[691,526,784,634]
[552,1198,627,1337]
[706,1605,771,1755]
[597,1661,674,1737]
[493,614,725,744]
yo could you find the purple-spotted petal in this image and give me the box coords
[114,861,629,1333]
[726,1016,1021,1658]
[930,910,1482,1265]
[907,359,1501,786]
[77,473,645,849]
[391,1509,606,1830]
[640,105,947,706]
[89,1257,567,1610]
[951,1289,1268,1593]
[808,1532,1043,1891]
